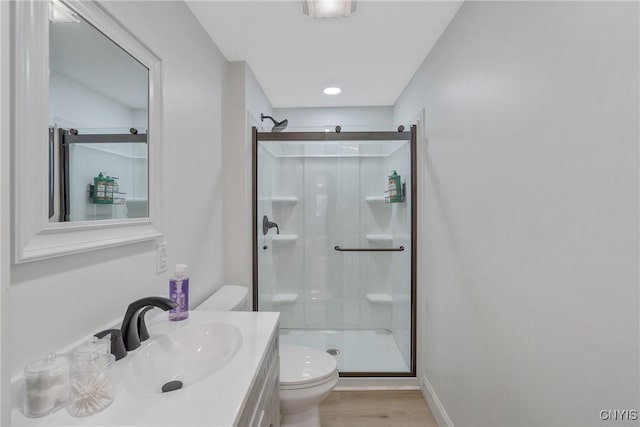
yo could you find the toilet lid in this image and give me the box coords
[280,344,337,386]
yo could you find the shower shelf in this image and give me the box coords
[366,293,394,304]
[271,234,298,245]
[271,196,298,206]
[365,234,393,244]
[365,196,388,206]
[272,293,298,304]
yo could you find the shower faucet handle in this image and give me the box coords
[262,215,280,235]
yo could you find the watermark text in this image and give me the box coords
[600,410,638,421]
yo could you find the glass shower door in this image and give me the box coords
[254,129,415,376]
[332,139,413,374]
[256,137,345,366]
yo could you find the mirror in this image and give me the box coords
[49,0,149,222]
[13,0,163,263]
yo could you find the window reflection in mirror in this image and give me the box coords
[49,0,149,222]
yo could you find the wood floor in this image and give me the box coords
[319,391,439,427]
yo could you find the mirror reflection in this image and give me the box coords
[49,0,149,222]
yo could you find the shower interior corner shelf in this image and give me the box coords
[365,196,388,206]
[271,234,298,245]
[271,196,298,206]
[272,293,298,304]
[366,293,393,304]
[365,234,393,244]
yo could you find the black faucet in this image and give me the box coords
[121,296,177,351]
[94,329,127,361]
[137,306,156,342]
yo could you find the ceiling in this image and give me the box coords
[187,1,462,108]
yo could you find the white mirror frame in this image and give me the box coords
[12,0,163,263]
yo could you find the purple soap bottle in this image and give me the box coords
[169,264,189,321]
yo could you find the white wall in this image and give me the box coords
[245,65,273,127]
[132,109,147,130]
[394,2,639,426]
[10,0,228,382]
[274,106,394,132]
[49,72,141,130]
[0,1,11,423]
[222,61,272,305]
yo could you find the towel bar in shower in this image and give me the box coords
[334,245,405,252]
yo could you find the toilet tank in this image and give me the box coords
[196,285,250,311]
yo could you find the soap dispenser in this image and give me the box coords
[169,264,189,321]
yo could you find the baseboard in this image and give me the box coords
[421,375,454,427]
[336,376,420,390]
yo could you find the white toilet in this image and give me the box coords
[278,343,338,426]
[196,286,339,427]
[196,285,251,311]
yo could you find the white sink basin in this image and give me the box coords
[125,321,242,393]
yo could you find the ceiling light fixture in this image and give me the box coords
[323,87,341,95]
[302,0,357,18]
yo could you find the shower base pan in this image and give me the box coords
[279,328,410,374]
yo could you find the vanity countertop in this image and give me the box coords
[12,310,280,427]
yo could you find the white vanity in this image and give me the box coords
[12,311,280,427]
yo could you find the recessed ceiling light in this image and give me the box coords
[323,87,341,95]
[302,0,357,18]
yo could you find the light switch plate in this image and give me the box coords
[156,242,168,274]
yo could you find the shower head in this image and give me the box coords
[261,114,288,132]
[272,118,288,132]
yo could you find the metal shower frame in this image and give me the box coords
[252,125,417,377]
[57,129,148,222]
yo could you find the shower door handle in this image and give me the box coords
[334,245,405,252]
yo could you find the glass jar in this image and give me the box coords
[68,353,116,417]
[23,354,70,417]
[72,336,110,360]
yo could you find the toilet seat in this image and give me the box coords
[280,371,338,391]
[280,344,338,389]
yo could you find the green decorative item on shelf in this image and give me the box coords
[386,170,403,203]
[93,173,114,204]
[104,175,114,203]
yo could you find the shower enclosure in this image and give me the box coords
[253,126,416,376]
